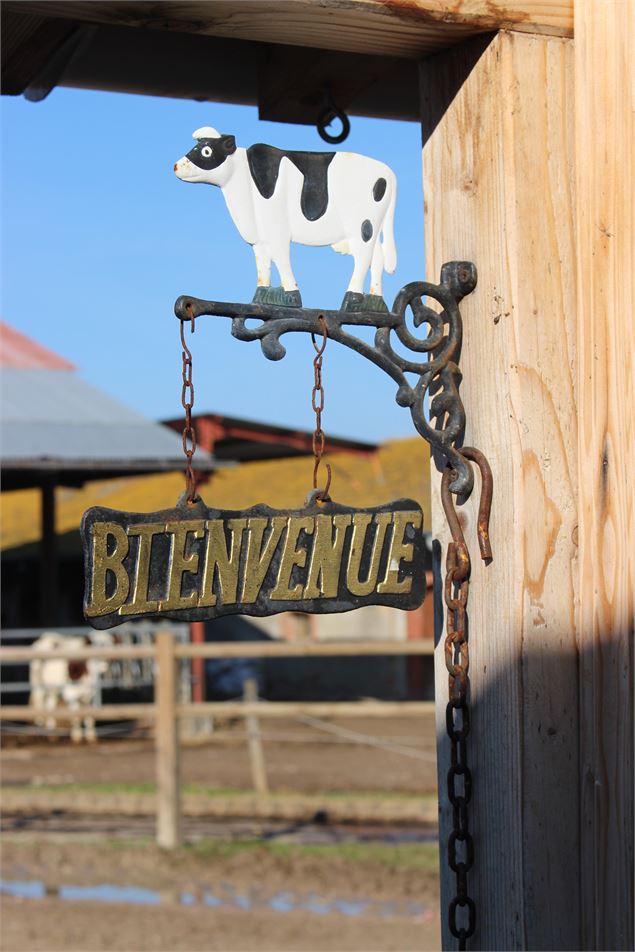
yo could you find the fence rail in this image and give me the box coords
[0,639,434,663]
[0,632,435,848]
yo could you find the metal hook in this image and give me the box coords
[317,86,350,144]
[441,469,471,583]
[441,448,493,582]
[461,446,493,562]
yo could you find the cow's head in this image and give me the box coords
[174,127,237,186]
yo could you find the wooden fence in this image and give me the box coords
[0,633,434,847]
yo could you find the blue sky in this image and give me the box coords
[1,89,425,442]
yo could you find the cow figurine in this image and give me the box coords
[174,127,397,312]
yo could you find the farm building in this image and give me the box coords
[1,2,632,950]
[1,321,433,701]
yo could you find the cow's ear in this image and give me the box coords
[221,135,236,155]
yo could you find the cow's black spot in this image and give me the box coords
[186,135,236,172]
[361,219,373,242]
[247,144,335,221]
[373,177,387,202]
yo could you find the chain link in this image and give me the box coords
[444,543,475,950]
[310,315,332,500]
[441,448,493,951]
[180,310,198,503]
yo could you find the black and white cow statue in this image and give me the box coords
[174,127,397,312]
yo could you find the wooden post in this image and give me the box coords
[575,2,634,948]
[244,678,269,797]
[39,480,58,625]
[189,621,206,704]
[155,631,181,849]
[422,32,579,949]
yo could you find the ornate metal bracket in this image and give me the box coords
[174,260,477,496]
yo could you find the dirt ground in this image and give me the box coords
[1,716,438,795]
[1,717,440,951]
[1,836,441,952]
[1,897,439,952]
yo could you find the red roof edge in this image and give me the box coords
[0,321,76,371]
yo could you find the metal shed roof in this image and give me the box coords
[0,330,218,490]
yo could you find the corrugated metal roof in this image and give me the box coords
[0,369,189,462]
[0,322,75,370]
[3,369,154,425]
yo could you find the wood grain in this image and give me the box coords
[575,1,634,948]
[5,1,573,58]
[421,31,578,949]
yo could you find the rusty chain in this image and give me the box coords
[311,315,332,500]
[441,447,493,950]
[180,308,198,503]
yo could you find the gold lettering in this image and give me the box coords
[160,520,205,611]
[377,510,423,594]
[303,514,351,599]
[270,517,314,600]
[119,523,165,615]
[240,517,287,603]
[346,512,392,596]
[85,522,130,617]
[198,518,247,607]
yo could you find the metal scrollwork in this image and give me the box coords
[174,260,477,495]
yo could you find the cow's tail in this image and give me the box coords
[381,176,397,274]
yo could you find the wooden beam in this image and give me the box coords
[175,640,435,659]
[4,1,573,59]
[0,701,435,720]
[0,640,434,663]
[422,31,578,949]
[155,631,181,849]
[243,678,269,796]
[575,1,634,948]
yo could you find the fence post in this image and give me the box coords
[244,678,269,796]
[155,630,181,849]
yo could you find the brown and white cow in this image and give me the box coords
[29,632,114,742]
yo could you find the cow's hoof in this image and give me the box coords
[341,292,388,313]
[341,291,364,312]
[364,294,389,313]
[253,286,302,308]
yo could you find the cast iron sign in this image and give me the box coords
[81,497,426,630]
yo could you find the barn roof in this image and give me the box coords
[0,321,76,371]
[0,323,218,489]
[162,411,377,463]
[1,436,431,554]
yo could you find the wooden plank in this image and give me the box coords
[175,640,435,659]
[5,1,573,58]
[0,645,156,662]
[575,2,634,949]
[0,704,156,721]
[155,632,181,849]
[421,31,578,949]
[177,701,435,718]
[0,640,434,663]
[0,701,435,721]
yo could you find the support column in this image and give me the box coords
[575,1,634,948]
[155,630,181,849]
[39,479,58,626]
[422,32,578,949]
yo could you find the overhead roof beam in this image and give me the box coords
[2,1,574,59]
